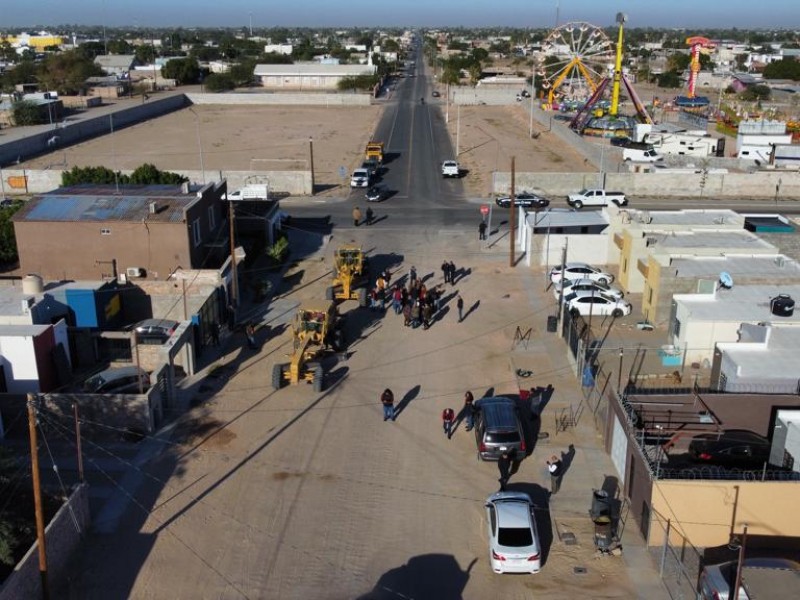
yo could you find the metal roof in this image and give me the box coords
[15,185,195,223]
[526,208,609,229]
[674,283,800,323]
[667,254,800,279]
[650,231,774,252]
[254,63,377,76]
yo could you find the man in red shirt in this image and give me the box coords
[442,407,455,438]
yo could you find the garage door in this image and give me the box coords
[610,415,628,480]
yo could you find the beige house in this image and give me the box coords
[253,63,377,90]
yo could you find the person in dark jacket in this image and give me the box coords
[498,448,516,491]
[479,220,487,240]
[457,294,464,322]
[381,388,395,421]
[463,391,475,431]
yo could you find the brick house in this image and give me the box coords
[13,181,229,281]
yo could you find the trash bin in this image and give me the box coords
[546,315,558,333]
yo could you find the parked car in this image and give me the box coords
[366,185,386,202]
[688,430,772,469]
[549,262,614,286]
[432,90,440,97]
[698,557,800,600]
[610,136,633,147]
[474,397,526,461]
[495,192,550,209]
[441,160,460,178]
[555,278,624,301]
[566,291,632,317]
[84,366,150,394]
[485,491,542,574]
[132,318,180,344]
[350,168,371,188]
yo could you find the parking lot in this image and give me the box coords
[69,226,667,599]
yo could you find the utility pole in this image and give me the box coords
[228,200,239,309]
[456,104,461,157]
[529,61,537,138]
[27,396,50,600]
[72,403,84,482]
[133,332,144,394]
[509,157,516,267]
[557,241,568,321]
[732,524,749,600]
[309,137,315,196]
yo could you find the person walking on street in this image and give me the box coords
[409,265,417,286]
[463,391,475,431]
[392,285,403,314]
[547,455,564,494]
[366,206,374,225]
[402,302,412,327]
[441,260,450,284]
[457,294,464,322]
[245,323,257,349]
[498,448,515,491]
[442,407,455,438]
[448,261,457,284]
[422,302,432,329]
[381,388,395,421]
[479,220,487,240]
[353,206,362,227]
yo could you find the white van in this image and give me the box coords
[737,145,772,162]
[623,148,664,163]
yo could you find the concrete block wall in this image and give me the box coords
[452,88,521,106]
[493,170,800,200]
[0,483,90,600]
[186,92,371,106]
[0,94,188,167]
[1,167,312,196]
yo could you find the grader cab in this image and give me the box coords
[272,302,343,392]
[326,244,369,307]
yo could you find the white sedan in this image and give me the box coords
[566,290,632,317]
[485,491,542,574]
[554,278,624,301]
[549,262,615,286]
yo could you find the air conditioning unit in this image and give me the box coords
[126,267,145,278]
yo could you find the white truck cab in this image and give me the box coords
[350,168,370,188]
[441,160,460,178]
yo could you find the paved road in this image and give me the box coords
[66,42,671,600]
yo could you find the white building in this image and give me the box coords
[671,283,800,365]
[264,44,293,55]
[253,63,377,90]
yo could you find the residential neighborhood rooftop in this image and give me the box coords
[665,254,800,279]
[717,324,800,380]
[626,209,742,228]
[650,231,775,252]
[674,283,800,322]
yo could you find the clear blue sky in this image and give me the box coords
[4,0,798,29]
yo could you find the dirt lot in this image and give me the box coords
[16,97,620,199]
[445,104,594,197]
[19,105,382,190]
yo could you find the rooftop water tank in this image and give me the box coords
[770,294,795,317]
[22,273,44,295]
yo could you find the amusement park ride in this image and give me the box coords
[675,36,715,110]
[566,13,652,137]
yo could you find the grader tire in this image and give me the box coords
[312,366,324,393]
[358,287,368,308]
[272,363,285,390]
[325,286,335,301]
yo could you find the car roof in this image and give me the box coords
[693,430,770,444]
[495,498,532,529]
[136,318,179,328]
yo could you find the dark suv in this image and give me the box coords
[474,397,526,461]
[688,429,772,469]
[132,318,180,344]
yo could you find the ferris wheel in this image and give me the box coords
[541,22,614,107]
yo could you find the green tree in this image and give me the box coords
[37,49,104,95]
[128,163,187,184]
[741,84,771,101]
[0,60,39,88]
[0,203,22,264]
[107,39,133,55]
[337,74,380,91]
[657,71,682,88]
[382,39,400,53]
[763,58,800,81]
[257,52,292,65]
[468,63,483,86]
[79,41,107,60]
[161,57,200,84]
[61,164,187,186]
[0,40,16,63]
[134,44,156,64]
[11,100,46,126]
[734,53,748,71]
[203,72,235,92]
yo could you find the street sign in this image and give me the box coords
[338,166,347,179]
[480,205,490,216]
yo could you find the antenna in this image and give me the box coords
[718,271,734,290]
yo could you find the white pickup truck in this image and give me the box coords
[566,189,627,209]
[623,147,663,163]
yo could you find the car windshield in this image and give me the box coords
[498,526,533,547]
[486,432,520,443]
[85,375,106,392]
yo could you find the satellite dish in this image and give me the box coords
[719,271,734,289]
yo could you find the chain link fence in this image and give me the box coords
[648,518,703,600]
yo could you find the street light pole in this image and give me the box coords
[529,62,536,138]
[456,104,461,157]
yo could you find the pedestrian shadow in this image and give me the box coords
[452,267,471,284]
[432,305,450,324]
[560,444,577,476]
[461,300,480,322]
[482,387,495,398]
[356,553,475,600]
[368,215,389,225]
[504,482,553,566]
[421,272,435,284]
[394,384,421,418]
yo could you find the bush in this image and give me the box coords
[204,73,235,92]
[62,164,188,186]
[266,235,289,262]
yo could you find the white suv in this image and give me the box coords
[350,168,370,188]
[441,160,460,178]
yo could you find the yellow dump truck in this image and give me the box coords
[365,141,384,164]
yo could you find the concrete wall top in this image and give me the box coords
[186,92,371,106]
